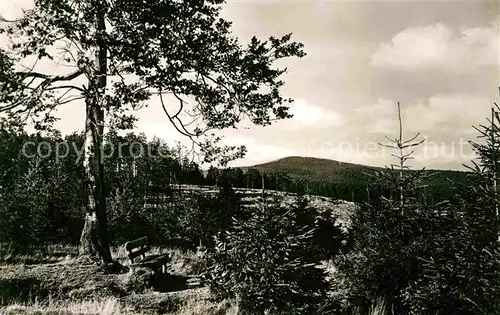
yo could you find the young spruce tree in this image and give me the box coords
[337,102,431,314]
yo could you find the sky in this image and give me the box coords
[1,0,499,170]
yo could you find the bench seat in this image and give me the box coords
[124,236,170,273]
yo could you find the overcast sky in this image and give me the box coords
[1,0,499,170]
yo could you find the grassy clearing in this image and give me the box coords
[1,297,388,315]
[0,193,355,315]
[2,298,130,315]
[2,245,383,314]
[0,243,201,273]
[0,242,216,315]
[0,243,77,266]
[1,288,238,315]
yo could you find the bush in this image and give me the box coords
[337,198,493,315]
[336,102,500,315]
[201,193,342,314]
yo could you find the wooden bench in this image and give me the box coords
[124,236,170,274]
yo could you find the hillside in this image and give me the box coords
[180,184,354,228]
[247,156,469,181]
[247,156,381,181]
[243,156,472,201]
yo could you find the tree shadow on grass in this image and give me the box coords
[0,277,46,306]
[152,273,199,293]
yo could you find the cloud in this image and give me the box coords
[0,0,33,21]
[224,135,297,167]
[344,94,492,170]
[286,99,344,129]
[371,17,500,72]
[460,20,500,66]
[359,94,493,136]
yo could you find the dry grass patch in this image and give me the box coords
[0,262,129,304]
[0,243,77,266]
[2,294,239,315]
[2,298,135,315]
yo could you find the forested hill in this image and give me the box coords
[248,156,382,180]
[241,156,473,202]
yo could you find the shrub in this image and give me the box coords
[201,193,341,314]
[337,101,500,315]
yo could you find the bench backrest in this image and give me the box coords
[124,236,150,263]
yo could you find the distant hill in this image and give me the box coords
[246,156,467,180]
[242,156,472,201]
[245,156,382,182]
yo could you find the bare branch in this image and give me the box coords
[172,91,185,119]
[56,96,85,105]
[398,102,402,144]
[0,13,19,23]
[384,136,396,143]
[19,69,83,86]
[403,132,422,144]
[402,139,425,148]
[46,85,85,92]
[159,89,198,140]
[379,143,399,150]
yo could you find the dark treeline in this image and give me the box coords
[211,165,471,204]
[0,120,209,247]
[0,121,342,249]
[0,119,474,250]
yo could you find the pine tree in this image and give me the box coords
[339,96,500,315]
[465,102,500,241]
[375,102,427,212]
[338,101,430,314]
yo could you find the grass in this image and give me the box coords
[2,298,128,315]
[0,242,201,272]
[1,297,241,315]
[0,241,216,314]
[2,298,388,315]
[368,299,387,315]
[0,242,389,315]
[0,193,361,315]
[0,243,76,266]
[2,299,388,315]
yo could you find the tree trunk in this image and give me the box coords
[79,101,112,262]
[78,5,112,263]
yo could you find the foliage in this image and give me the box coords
[337,102,500,315]
[201,193,342,314]
[0,125,209,247]
[0,120,84,247]
[0,0,305,262]
[0,0,305,164]
[176,185,244,249]
[292,194,345,261]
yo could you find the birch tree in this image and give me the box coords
[0,0,305,264]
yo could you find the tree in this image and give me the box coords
[201,194,334,314]
[183,160,205,186]
[205,166,219,186]
[0,1,305,263]
[338,101,430,314]
[234,167,245,188]
[466,103,500,241]
[339,99,500,315]
[375,102,426,212]
[245,168,261,189]
[0,123,86,248]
